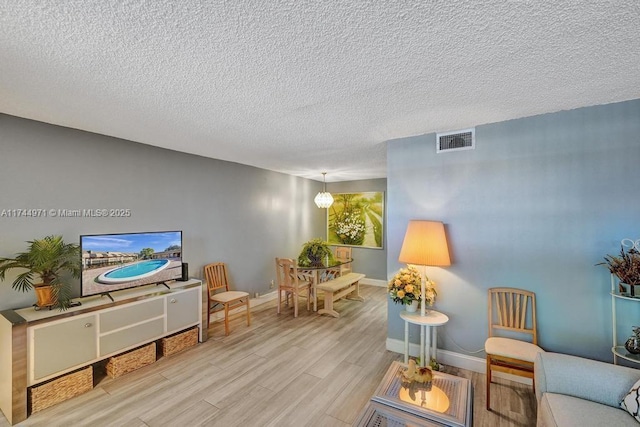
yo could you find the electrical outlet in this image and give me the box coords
[270,280,275,289]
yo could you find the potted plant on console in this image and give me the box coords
[0,235,80,310]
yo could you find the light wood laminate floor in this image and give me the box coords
[2,285,536,426]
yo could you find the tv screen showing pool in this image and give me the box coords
[80,230,183,297]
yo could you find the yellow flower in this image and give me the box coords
[388,265,428,304]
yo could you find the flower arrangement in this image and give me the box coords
[599,243,640,296]
[423,279,437,306]
[388,265,437,306]
[389,266,421,304]
[600,245,640,286]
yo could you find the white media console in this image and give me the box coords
[0,279,205,425]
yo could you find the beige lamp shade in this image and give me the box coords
[399,220,451,266]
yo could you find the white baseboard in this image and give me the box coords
[251,290,278,305]
[361,278,386,287]
[385,337,532,385]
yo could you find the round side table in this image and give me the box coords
[400,309,449,367]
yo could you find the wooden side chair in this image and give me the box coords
[203,262,251,336]
[334,246,352,275]
[275,257,312,317]
[485,287,544,410]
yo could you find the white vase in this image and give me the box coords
[405,301,417,313]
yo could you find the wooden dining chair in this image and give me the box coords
[485,287,544,410]
[275,257,312,317]
[203,262,251,336]
[334,246,352,274]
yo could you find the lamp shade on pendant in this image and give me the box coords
[314,191,334,208]
[314,172,334,208]
[399,220,451,267]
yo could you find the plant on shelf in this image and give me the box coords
[599,245,640,296]
[388,265,438,306]
[0,235,80,310]
[297,238,335,267]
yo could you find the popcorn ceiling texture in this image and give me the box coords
[0,1,638,181]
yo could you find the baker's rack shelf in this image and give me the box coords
[611,275,640,365]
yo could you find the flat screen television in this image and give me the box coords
[80,230,183,298]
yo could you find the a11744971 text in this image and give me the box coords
[0,208,132,218]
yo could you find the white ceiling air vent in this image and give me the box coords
[436,128,475,153]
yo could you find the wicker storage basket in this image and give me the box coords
[106,342,156,379]
[160,326,199,357]
[30,366,93,413]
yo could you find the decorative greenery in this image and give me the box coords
[297,238,335,267]
[388,265,437,306]
[599,245,640,286]
[0,235,80,310]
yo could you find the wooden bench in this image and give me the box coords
[316,272,365,317]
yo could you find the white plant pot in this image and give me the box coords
[405,301,417,313]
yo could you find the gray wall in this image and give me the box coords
[0,114,327,310]
[386,99,640,362]
[327,179,387,281]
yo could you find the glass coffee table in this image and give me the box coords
[355,361,473,427]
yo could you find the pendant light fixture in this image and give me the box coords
[314,172,334,208]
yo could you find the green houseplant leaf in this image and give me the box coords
[297,238,335,267]
[0,235,80,310]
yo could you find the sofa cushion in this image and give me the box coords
[535,352,640,408]
[538,393,637,427]
[621,378,640,422]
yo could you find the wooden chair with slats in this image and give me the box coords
[203,262,251,336]
[334,246,352,275]
[485,287,544,410]
[275,257,312,317]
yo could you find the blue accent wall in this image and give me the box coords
[386,99,640,361]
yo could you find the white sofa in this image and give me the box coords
[534,352,640,427]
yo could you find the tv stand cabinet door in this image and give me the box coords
[166,287,200,334]
[98,297,165,357]
[29,313,98,385]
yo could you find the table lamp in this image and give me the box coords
[398,220,451,317]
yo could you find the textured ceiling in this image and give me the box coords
[1,1,639,182]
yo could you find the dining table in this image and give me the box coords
[298,259,353,312]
